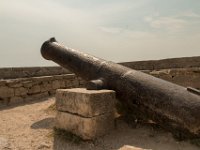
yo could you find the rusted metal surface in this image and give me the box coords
[41,38,200,138]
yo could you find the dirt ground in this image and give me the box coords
[0,98,199,150]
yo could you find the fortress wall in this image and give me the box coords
[0,66,70,79]
[1,56,200,80]
[0,68,199,108]
[147,68,200,89]
[0,74,86,108]
[120,56,200,70]
[0,56,199,107]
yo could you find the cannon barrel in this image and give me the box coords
[41,38,200,138]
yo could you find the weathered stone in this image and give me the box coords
[60,80,65,88]
[25,92,49,101]
[40,82,52,92]
[31,76,53,82]
[15,87,27,96]
[52,80,60,89]
[65,80,79,88]
[62,74,76,80]
[49,90,56,95]
[0,99,9,107]
[9,83,23,88]
[0,87,14,98]
[56,88,115,117]
[9,96,23,105]
[0,80,6,86]
[6,80,23,88]
[56,111,114,140]
[28,85,41,94]
[23,81,33,88]
[6,79,24,87]
[53,75,63,80]
[78,79,86,86]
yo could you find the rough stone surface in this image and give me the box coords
[60,81,65,88]
[15,87,27,96]
[25,92,49,101]
[55,111,114,140]
[0,99,8,107]
[0,80,6,86]
[149,68,200,89]
[54,75,64,80]
[9,96,23,104]
[56,88,115,117]
[0,66,70,79]
[23,81,33,88]
[28,85,41,94]
[120,56,200,70]
[32,76,53,82]
[65,80,79,88]
[40,82,52,92]
[62,74,76,79]
[0,87,14,98]
[52,80,60,89]
[8,82,23,88]
[0,74,85,107]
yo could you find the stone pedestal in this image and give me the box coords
[55,88,115,140]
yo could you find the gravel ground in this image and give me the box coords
[0,98,199,150]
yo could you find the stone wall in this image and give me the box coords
[1,56,199,79]
[1,67,199,108]
[0,74,86,108]
[0,56,200,107]
[147,68,200,90]
[0,66,70,79]
[120,56,200,70]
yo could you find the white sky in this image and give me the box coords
[0,0,200,67]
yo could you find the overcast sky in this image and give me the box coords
[0,0,200,67]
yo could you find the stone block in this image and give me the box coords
[53,75,63,80]
[79,79,87,86]
[15,87,27,96]
[49,90,56,95]
[7,80,23,88]
[23,81,33,88]
[0,86,14,98]
[55,111,114,140]
[0,99,9,107]
[65,80,79,88]
[31,76,53,82]
[25,92,49,101]
[60,81,65,88]
[9,96,23,105]
[40,82,52,92]
[62,74,76,80]
[28,85,41,94]
[52,80,60,89]
[0,80,6,86]
[56,88,115,117]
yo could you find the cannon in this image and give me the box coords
[41,38,200,138]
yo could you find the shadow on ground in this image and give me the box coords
[52,119,199,150]
[31,117,55,129]
[0,97,53,111]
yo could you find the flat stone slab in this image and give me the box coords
[56,88,115,117]
[55,111,114,140]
